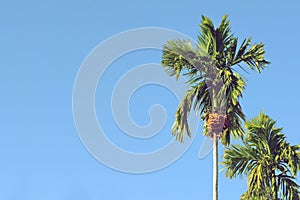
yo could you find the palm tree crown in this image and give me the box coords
[161,14,269,145]
[223,112,300,200]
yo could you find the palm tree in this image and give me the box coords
[222,112,300,199]
[161,14,269,200]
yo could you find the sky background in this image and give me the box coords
[1,0,300,199]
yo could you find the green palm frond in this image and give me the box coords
[222,112,300,200]
[231,38,270,73]
[171,87,197,142]
[198,15,216,56]
[162,39,199,80]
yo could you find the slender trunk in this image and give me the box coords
[213,133,218,200]
[272,170,278,200]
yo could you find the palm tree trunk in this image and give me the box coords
[272,170,278,200]
[213,133,218,200]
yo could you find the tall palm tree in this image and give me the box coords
[222,112,300,199]
[161,14,269,200]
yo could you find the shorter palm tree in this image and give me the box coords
[222,112,300,200]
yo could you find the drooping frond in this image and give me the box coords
[162,39,199,80]
[278,174,300,199]
[171,87,197,142]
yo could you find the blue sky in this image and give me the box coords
[1,0,300,199]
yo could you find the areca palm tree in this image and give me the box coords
[222,112,300,199]
[161,15,269,200]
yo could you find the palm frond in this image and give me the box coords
[171,88,196,142]
[223,112,300,199]
[231,38,270,73]
[162,39,199,80]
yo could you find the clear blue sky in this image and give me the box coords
[1,0,300,199]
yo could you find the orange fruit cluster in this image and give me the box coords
[206,113,228,139]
